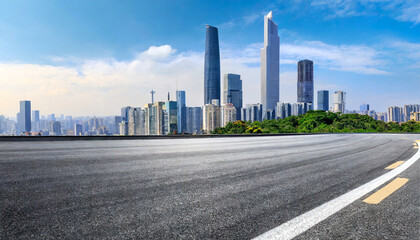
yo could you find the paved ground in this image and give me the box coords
[1,134,419,239]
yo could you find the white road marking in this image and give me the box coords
[253,142,420,240]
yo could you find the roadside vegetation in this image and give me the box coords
[212,110,420,134]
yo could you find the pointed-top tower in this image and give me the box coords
[261,11,279,119]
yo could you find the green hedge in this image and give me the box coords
[212,110,420,134]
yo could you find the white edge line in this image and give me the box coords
[253,142,420,240]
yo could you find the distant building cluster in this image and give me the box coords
[1,11,419,136]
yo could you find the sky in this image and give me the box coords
[0,0,419,117]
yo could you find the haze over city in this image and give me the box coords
[0,0,419,117]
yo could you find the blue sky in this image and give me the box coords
[0,0,419,116]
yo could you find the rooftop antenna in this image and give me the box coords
[150,89,156,104]
[168,92,170,101]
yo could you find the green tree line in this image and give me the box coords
[212,110,420,134]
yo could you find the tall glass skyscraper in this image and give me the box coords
[204,25,220,106]
[317,90,329,111]
[223,73,243,119]
[19,100,31,133]
[176,90,186,133]
[261,11,279,117]
[298,60,314,105]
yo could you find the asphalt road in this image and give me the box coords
[1,134,419,239]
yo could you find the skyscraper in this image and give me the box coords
[32,110,40,132]
[176,90,186,133]
[317,90,329,111]
[204,25,221,106]
[333,91,346,113]
[276,102,292,119]
[164,101,178,135]
[297,60,314,106]
[261,11,279,118]
[186,107,202,134]
[128,107,141,135]
[19,100,31,133]
[388,106,403,123]
[223,74,243,119]
[144,102,165,135]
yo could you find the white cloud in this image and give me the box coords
[282,41,388,74]
[310,0,420,24]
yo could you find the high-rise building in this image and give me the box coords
[221,103,237,127]
[186,107,202,134]
[261,11,280,118]
[203,99,221,133]
[74,124,83,136]
[403,104,420,122]
[333,91,346,113]
[291,102,312,116]
[32,110,40,132]
[223,74,243,119]
[410,112,420,122]
[121,107,132,123]
[360,103,370,113]
[176,90,186,133]
[376,112,388,122]
[19,100,31,133]
[164,101,178,135]
[144,102,165,135]
[276,102,292,119]
[128,107,141,135]
[204,25,221,106]
[387,106,403,123]
[317,90,329,111]
[244,104,263,122]
[114,116,122,134]
[297,60,314,106]
[48,121,61,136]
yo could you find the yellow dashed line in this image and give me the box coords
[385,161,405,169]
[363,178,409,204]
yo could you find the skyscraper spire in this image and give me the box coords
[168,92,170,101]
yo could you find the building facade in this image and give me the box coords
[128,107,141,135]
[410,112,420,122]
[74,124,83,136]
[203,99,221,133]
[317,90,329,111]
[19,100,31,133]
[204,25,221,106]
[276,102,292,119]
[244,104,263,122]
[291,102,312,116]
[297,60,314,106]
[164,101,178,135]
[223,73,243,119]
[145,102,165,135]
[176,90,186,133]
[221,103,237,127]
[387,106,403,123]
[261,11,280,118]
[333,91,346,113]
[48,121,61,136]
[186,107,202,134]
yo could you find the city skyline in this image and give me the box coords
[0,0,419,117]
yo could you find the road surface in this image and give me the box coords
[1,134,419,239]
